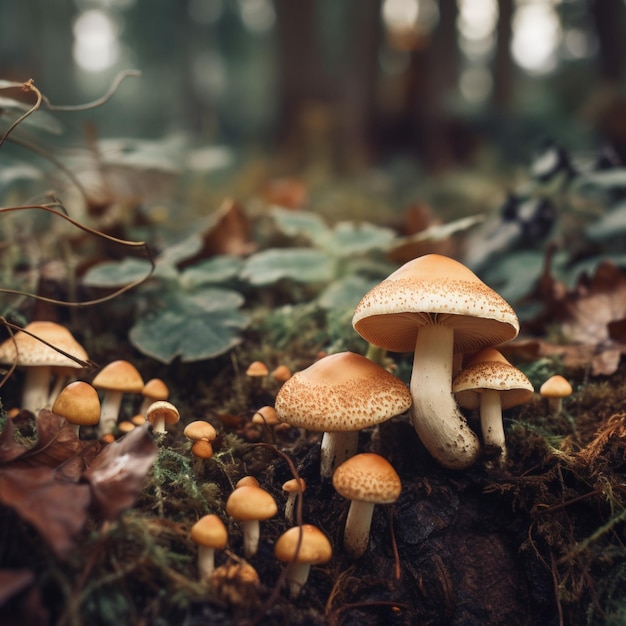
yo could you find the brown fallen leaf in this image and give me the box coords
[83,423,157,521]
[0,420,28,464]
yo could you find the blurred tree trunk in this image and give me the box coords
[492,0,514,112]
[591,0,626,82]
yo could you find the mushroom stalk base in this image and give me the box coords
[320,431,358,478]
[97,390,123,438]
[197,546,216,580]
[241,520,260,558]
[286,562,311,597]
[343,499,375,558]
[22,366,52,415]
[480,389,506,461]
[410,324,480,469]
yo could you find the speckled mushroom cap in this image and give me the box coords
[274,352,412,432]
[453,348,534,410]
[539,375,573,399]
[274,524,332,565]
[352,254,519,354]
[225,485,278,521]
[52,381,101,426]
[332,453,401,504]
[191,514,228,549]
[92,360,144,393]
[0,321,88,368]
[146,401,180,426]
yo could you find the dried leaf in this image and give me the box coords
[0,569,34,606]
[0,420,27,464]
[83,424,157,520]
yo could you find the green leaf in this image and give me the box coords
[0,96,64,134]
[270,207,330,244]
[317,275,379,311]
[323,221,396,256]
[587,202,626,241]
[157,233,204,267]
[241,248,334,285]
[129,288,249,363]
[82,258,153,288]
[480,251,545,304]
[180,255,244,288]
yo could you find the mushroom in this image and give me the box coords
[352,254,519,469]
[540,375,573,415]
[139,378,169,416]
[246,361,269,377]
[332,452,402,558]
[92,360,144,438]
[146,400,180,435]
[274,351,412,478]
[271,364,292,382]
[0,321,89,415]
[235,476,260,489]
[191,439,214,460]
[452,348,533,464]
[274,524,332,597]
[282,477,306,524]
[190,514,228,580]
[183,420,217,443]
[225,485,277,557]
[51,381,101,435]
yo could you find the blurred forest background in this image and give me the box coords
[2,0,625,180]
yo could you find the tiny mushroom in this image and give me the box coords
[51,381,101,434]
[183,420,217,443]
[453,348,534,464]
[274,524,332,597]
[225,485,277,557]
[251,406,280,427]
[146,400,180,435]
[352,254,520,469]
[139,378,169,416]
[271,364,292,383]
[191,439,214,460]
[282,477,306,524]
[246,361,269,377]
[540,375,573,415]
[191,514,228,580]
[92,360,144,438]
[235,476,260,489]
[332,452,402,558]
[0,321,89,415]
[275,351,412,478]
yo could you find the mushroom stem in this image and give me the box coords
[285,562,311,598]
[285,493,297,524]
[343,499,375,558]
[152,415,166,434]
[22,365,52,415]
[97,390,123,438]
[548,397,563,415]
[480,389,506,461]
[240,520,261,558]
[320,431,359,478]
[197,545,216,580]
[409,324,480,469]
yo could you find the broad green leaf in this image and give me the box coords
[480,251,544,304]
[317,275,379,311]
[157,233,204,267]
[241,248,334,285]
[82,258,153,288]
[180,255,244,288]
[129,288,249,363]
[587,202,626,241]
[270,207,330,244]
[0,96,64,134]
[323,221,396,256]
[573,169,626,191]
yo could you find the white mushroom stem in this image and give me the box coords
[240,520,261,558]
[548,397,563,415]
[285,493,297,524]
[97,390,123,438]
[152,415,167,434]
[343,499,375,558]
[285,562,311,598]
[320,431,359,478]
[197,546,216,580]
[22,366,52,415]
[480,389,507,460]
[409,324,480,469]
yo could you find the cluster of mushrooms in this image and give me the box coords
[0,254,576,601]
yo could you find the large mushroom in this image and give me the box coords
[452,347,533,464]
[352,254,519,469]
[274,351,412,478]
[0,321,88,415]
[51,381,101,435]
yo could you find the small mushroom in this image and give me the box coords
[540,375,573,415]
[146,400,180,435]
[51,381,101,435]
[225,485,277,557]
[139,378,169,416]
[191,439,214,460]
[235,476,260,489]
[282,477,306,524]
[332,452,402,558]
[183,420,217,443]
[246,361,269,377]
[274,524,332,597]
[191,514,228,580]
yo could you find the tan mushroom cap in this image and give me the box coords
[191,514,228,549]
[146,400,180,426]
[0,321,88,367]
[184,420,217,441]
[540,375,573,398]
[274,351,412,432]
[453,348,534,410]
[352,254,519,354]
[236,476,260,489]
[246,361,269,377]
[274,524,332,565]
[332,453,401,504]
[52,381,100,426]
[92,360,144,393]
[282,478,306,494]
[252,406,280,426]
[142,378,169,401]
[225,485,278,521]
[191,439,214,459]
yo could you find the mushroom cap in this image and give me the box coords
[453,348,534,410]
[52,381,101,426]
[274,351,412,432]
[142,378,169,401]
[274,524,332,565]
[246,361,269,377]
[191,514,228,549]
[236,476,260,489]
[191,439,214,459]
[271,364,292,382]
[252,406,280,426]
[540,375,573,398]
[282,477,306,494]
[184,420,217,441]
[146,400,180,426]
[332,452,401,504]
[92,360,144,393]
[0,321,88,368]
[225,485,277,521]
[352,254,519,354]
